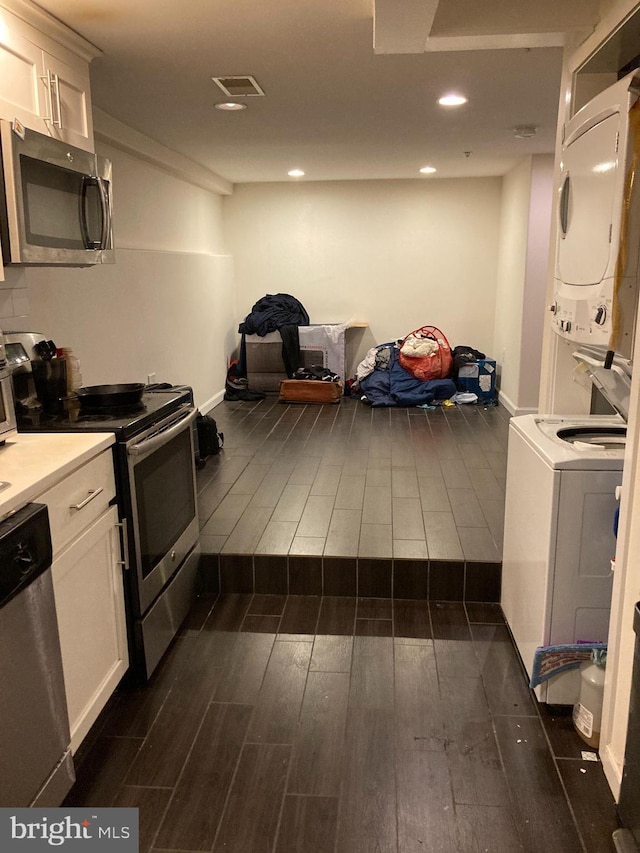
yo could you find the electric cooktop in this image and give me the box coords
[16,385,193,441]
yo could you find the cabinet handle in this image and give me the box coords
[116,518,130,571]
[69,487,103,511]
[40,70,62,129]
[50,72,62,129]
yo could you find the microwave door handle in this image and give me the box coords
[97,177,112,250]
[79,176,101,249]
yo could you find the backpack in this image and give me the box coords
[196,413,224,458]
[398,325,453,382]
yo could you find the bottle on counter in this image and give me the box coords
[573,649,607,748]
[57,348,83,393]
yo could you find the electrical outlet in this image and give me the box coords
[147,372,156,385]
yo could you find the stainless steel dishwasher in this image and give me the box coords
[0,502,75,806]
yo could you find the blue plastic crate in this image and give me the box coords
[457,359,496,401]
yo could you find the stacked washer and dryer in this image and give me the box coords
[502,71,640,705]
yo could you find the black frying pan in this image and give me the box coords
[75,383,145,408]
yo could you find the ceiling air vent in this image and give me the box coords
[212,76,265,97]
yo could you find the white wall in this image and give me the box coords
[521,157,554,408]
[493,159,531,411]
[223,178,503,371]
[2,138,235,411]
[493,155,554,415]
[105,143,226,255]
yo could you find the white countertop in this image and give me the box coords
[0,432,115,519]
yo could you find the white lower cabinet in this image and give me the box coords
[51,503,128,753]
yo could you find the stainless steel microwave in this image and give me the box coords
[0,120,114,266]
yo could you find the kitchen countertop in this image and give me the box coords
[0,432,115,520]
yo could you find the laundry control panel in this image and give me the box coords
[550,292,612,347]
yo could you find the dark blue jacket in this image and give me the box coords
[239,293,309,336]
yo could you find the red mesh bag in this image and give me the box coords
[398,325,453,382]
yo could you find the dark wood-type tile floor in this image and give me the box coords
[198,397,507,562]
[196,397,508,601]
[67,593,620,852]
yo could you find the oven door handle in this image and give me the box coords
[127,407,198,458]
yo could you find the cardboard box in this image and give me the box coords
[279,379,343,404]
[245,322,367,393]
[457,359,497,401]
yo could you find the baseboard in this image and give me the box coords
[601,741,622,801]
[200,390,225,413]
[498,390,538,417]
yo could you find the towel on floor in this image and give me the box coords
[530,643,607,688]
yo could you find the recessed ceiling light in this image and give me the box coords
[419,166,437,174]
[288,169,305,177]
[214,102,247,111]
[438,94,468,107]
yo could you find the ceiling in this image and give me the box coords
[35,0,603,184]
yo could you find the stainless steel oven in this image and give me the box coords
[122,403,200,678]
[16,385,200,681]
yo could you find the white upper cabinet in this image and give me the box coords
[0,1,99,152]
[0,21,45,132]
[38,49,93,151]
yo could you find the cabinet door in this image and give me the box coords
[52,505,129,753]
[41,51,94,152]
[0,24,48,133]
[41,448,115,557]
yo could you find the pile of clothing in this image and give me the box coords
[292,366,340,382]
[355,342,456,407]
[227,293,311,402]
[238,293,309,378]
[353,339,488,408]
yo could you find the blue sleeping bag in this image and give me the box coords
[359,344,456,407]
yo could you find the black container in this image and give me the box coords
[31,359,67,405]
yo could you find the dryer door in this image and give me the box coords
[557,110,621,287]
